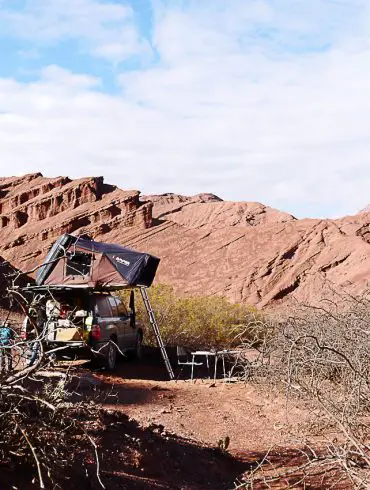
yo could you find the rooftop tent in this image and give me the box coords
[36,234,160,289]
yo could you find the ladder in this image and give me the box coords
[139,287,174,380]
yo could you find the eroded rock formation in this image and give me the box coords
[0,173,152,272]
[0,173,369,308]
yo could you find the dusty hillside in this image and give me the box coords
[0,173,369,307]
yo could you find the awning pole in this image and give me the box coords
[139,287,174,380]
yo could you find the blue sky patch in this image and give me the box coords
[0,0,368,217]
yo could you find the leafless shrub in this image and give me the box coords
[234,294,370,489]
[0,260,107,489]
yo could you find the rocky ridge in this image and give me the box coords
[0,174,369,308]
[0,173,152,271]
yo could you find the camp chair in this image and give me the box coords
[176,346,203,381]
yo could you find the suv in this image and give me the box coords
[22,290,143,370]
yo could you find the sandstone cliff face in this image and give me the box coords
[0,174,369,308]
[106,193,370,307]
[0,173,152,272]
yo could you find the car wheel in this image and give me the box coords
[106,341,117,370]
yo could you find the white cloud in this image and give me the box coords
[41,65,101,89]
[0,1,369,217]
[0,0,147,63]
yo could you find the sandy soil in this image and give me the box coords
[58,349,346,490]
[2,349,352,490]
[94,376,317,453]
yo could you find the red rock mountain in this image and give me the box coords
[0,173,369,308]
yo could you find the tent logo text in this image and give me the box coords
[114,256,130,267]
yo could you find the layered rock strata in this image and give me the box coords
[0,174,369,307]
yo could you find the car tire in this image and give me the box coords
[135,333,143,360]
[105,340,117,370]
[90,354,103,369]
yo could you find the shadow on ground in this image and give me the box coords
[0,429,351,490]
[0,410,249,490]
[91,411,248,490]
[92,346,238,383]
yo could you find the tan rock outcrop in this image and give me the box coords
[0,174,152,272]
[0,174,369,308]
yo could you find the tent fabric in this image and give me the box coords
[36,234,160,288]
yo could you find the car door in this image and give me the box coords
[94,296,116,342]
[107,296,126,347]
[114,296,136,349]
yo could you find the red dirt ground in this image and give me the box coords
[2,350,356,490]
[63,350,348,490]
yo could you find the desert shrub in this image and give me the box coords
[0,264,117,489]
[235,296,370,488]
[122,284,268,350]
[0,313,104,489]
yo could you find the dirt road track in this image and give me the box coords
[60,350,339,489]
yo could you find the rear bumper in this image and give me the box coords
[45,340,115,360]
[46,340,86,348]
[45,341,92,359]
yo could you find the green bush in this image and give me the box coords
[122,284,267,350]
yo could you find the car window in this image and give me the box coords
[107,296,118,316]
[95,296,112,317]
[115,297,128,317]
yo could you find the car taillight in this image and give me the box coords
[59,304,69,319]
[91,325,101,341]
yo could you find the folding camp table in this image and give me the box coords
[191,350,216,378]
[190,349,240,381]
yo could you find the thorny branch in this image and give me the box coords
[0,257,108,489]
[233,291,370,489]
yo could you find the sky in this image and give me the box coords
[0,0,369,218]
